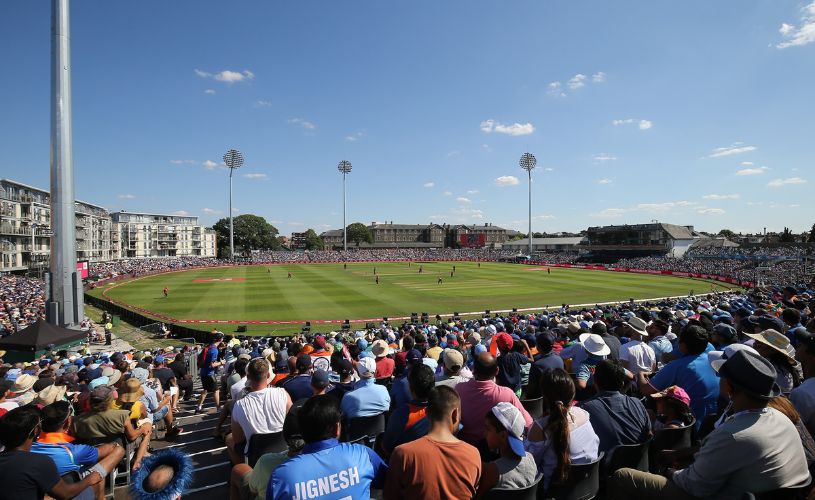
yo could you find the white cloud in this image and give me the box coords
[202,160,220,170]
[593,154,617,162]
[253,100,272,108]
[736,166,769,176]
[443,191,453,196]
[702,194,740,200]
[597,178,612,184]
[592,208,628,218]
[612,118,652,130]
[592,201,697,218]
[480,119,535,136]
[495,175,520,187]
[194,69,255,84]
[533,214,556,220]
[777,1,815,49]
[544,167,554,172]
[243,173,268,180]
[466,189,479,195]
[546,81,565,98]
[204,89,216,95]
[172,210,190,216]
[740,161,754,166]
[201,208,222,215]
[768,177,807,187]
[345,131,364,142]
[423,182,435,188]
[170,159,196,165]
[567,74,587,90]
[592,71,607,83]
[447,150,460,157]
[706,142,756,158]
[288,118,316,130]
[456,197,472,204]
[117,194,136,199]
[698,208,726,215]
[481,144,493,152]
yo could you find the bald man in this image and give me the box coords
[454,352,532,448]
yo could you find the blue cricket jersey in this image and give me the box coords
[267,438,387,500]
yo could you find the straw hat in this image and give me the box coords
[118,377,144,403]
[35,384,68,406]
[745,329,795,362]
[12,374,37,394]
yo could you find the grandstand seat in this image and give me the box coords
[649,420,695,473]
[603,438,651,476]
[344,413,386,445]
[246,431,287,467]
[485,473,542,499]
[543,452,604,500]
[520,397,544,419]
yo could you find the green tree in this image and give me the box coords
[718,229,736,239]
[808,223,815,243]
[304,229,324,250]
[779,227,795,243]
[346,223,373,247]
[212,214,280,257]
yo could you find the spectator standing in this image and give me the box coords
[384,386,481,499]
[168,350,193,406]
[197,337,224,412]
[268,396,387,500]
[581,360,651,455]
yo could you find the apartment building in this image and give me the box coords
[111,211,216,258]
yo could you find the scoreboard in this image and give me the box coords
[459,233,486,248]
[291,232,307,250]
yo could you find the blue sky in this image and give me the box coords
[1,1,813,236]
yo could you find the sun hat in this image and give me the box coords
[718,349,781,400]
[356,357,377,379]
[626,317,649,337]
[442,349,464,372]
[491,402,526,457]
[88,376,110,390]
[708,343,759,372]
[650,385,691,408]
[745,329,795,362]
[12,374,37,393]
[578,333,611,356]
[35,384,68,406]
[119,377,144,403]
[131,367,149,384]
[372,340,389,358]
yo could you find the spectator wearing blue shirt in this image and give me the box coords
[268,396,387,500]
[574,334,610,392]
[380,364,434,459]
[526,331,564,398]
[638,325,720,428]
[340,357,391,419]
[389,349,423,411]
[646,320,673,366]
[30,402,125,499]
[197,338,223,412]
[581,360,651,455]
[281,355,316,402]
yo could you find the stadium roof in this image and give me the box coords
[504,237,584,246]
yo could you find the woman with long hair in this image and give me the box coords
[524,368,599,491]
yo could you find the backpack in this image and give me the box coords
[198,345,211,367]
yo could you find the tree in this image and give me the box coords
[303,229,324,250]
[779,227,795,243]
[346,223,373,247]
[212,214,280,257]
[718,229,735,239]
[809,223,815,243]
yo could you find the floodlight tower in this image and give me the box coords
[338,160,352,252]
[223,149,244,259]
[47,0,83,327]
[519,152,537,258]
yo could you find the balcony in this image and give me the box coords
[0,224,32,236]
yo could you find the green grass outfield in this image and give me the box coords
[88,262,733,333]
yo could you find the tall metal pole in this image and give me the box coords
[47,0,82,327]
[338,160,352,252]
[519,152,537,258]
[229,169,234,259]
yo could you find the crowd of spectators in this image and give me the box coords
[0,275,44,335]
[1,266,815,497]
[615,256,813,286]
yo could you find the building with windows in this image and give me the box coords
[1,179,114,273]
[581,223,701,259]
[319,222,516,250]
[111,211,216,258]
